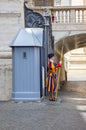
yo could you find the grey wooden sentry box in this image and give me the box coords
[10,28,43,101]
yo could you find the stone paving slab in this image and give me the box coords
[0,91,86,130]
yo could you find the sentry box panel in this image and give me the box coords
[10,28,43,101]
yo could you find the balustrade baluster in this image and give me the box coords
[57,11,60,23]
[56,11,58,23]
[67,10,70,23]
[82,10,84,23]
[62,11,64,23]
[85,10,86,22]
[80,10,82,23]
[65,11,67,23]
[78,10,80,23]
[60,11,62,23]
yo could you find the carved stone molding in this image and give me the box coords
[24,2,45,28]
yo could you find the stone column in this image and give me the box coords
[0,0,22,100]
[83,0,86,5]
[0,48,12,100]
[20,0,25,27]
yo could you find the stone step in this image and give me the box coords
[67,69,86,81]
[65,81,86,94]
[65,53,86,63]
[68,55,86,61]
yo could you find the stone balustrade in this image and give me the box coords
[33,6,86,24]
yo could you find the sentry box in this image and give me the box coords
[10,28,44,101]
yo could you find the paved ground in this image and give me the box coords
[0,90,86,130]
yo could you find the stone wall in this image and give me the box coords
[0,0,22,100]
[0,0,22,47]
[0,48,12,100]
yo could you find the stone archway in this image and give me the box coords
[54,33,86,93]
[55,33,86,58]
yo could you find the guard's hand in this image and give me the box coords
[57,61,61,67]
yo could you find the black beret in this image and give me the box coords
[48,53,54,59]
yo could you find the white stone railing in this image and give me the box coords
[33,6,86,24]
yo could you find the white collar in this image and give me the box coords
[50,59,54,63]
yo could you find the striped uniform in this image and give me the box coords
[46,61,57,93]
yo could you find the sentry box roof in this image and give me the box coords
[10,28,43,47]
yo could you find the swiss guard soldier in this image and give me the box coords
[46,53,61,101]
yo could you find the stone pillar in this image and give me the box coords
[0,0,22,100]
[0,48,12,100]
[0,0,21,46]
[21,0,25,27]
[83,0,86,5]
